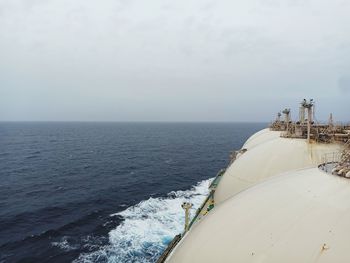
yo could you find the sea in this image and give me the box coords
[0,122,265,263]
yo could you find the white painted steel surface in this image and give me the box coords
[167,168,350,263]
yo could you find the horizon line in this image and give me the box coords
[0,120,270,123]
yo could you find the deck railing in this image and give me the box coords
[320,152,342,165]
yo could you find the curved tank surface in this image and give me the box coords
[215,132,343,204]
[166,167,350,263]
[242,128,281,150]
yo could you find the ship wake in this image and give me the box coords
[73,178,212,263]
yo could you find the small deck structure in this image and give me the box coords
[270,99,350,143]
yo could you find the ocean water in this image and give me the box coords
[0,122,265,263]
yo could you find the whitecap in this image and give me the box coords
[52,236,78,252]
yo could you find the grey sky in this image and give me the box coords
[0,0,349,122]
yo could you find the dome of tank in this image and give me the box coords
[166,167,350,263]
[242,128,281,150]
[215,136,343,204]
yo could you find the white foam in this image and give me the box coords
[52,236,78,251]
[74,178,212,263]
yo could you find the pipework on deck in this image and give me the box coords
[270,99,350,143]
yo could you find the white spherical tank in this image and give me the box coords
[243,128,281,150]
[215,130,343,204]
[166,167,350,263]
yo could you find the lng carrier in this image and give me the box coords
[157,99,350,263]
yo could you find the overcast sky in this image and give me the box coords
[0,0,349,122]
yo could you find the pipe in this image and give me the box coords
[299,106,305,123]
[307,107,312,143]
[181,202,193,233]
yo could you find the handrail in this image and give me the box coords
[188,191,214,229]
[156,168,225,263]
[156,234,182,263]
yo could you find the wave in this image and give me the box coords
[73,178,212,263]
